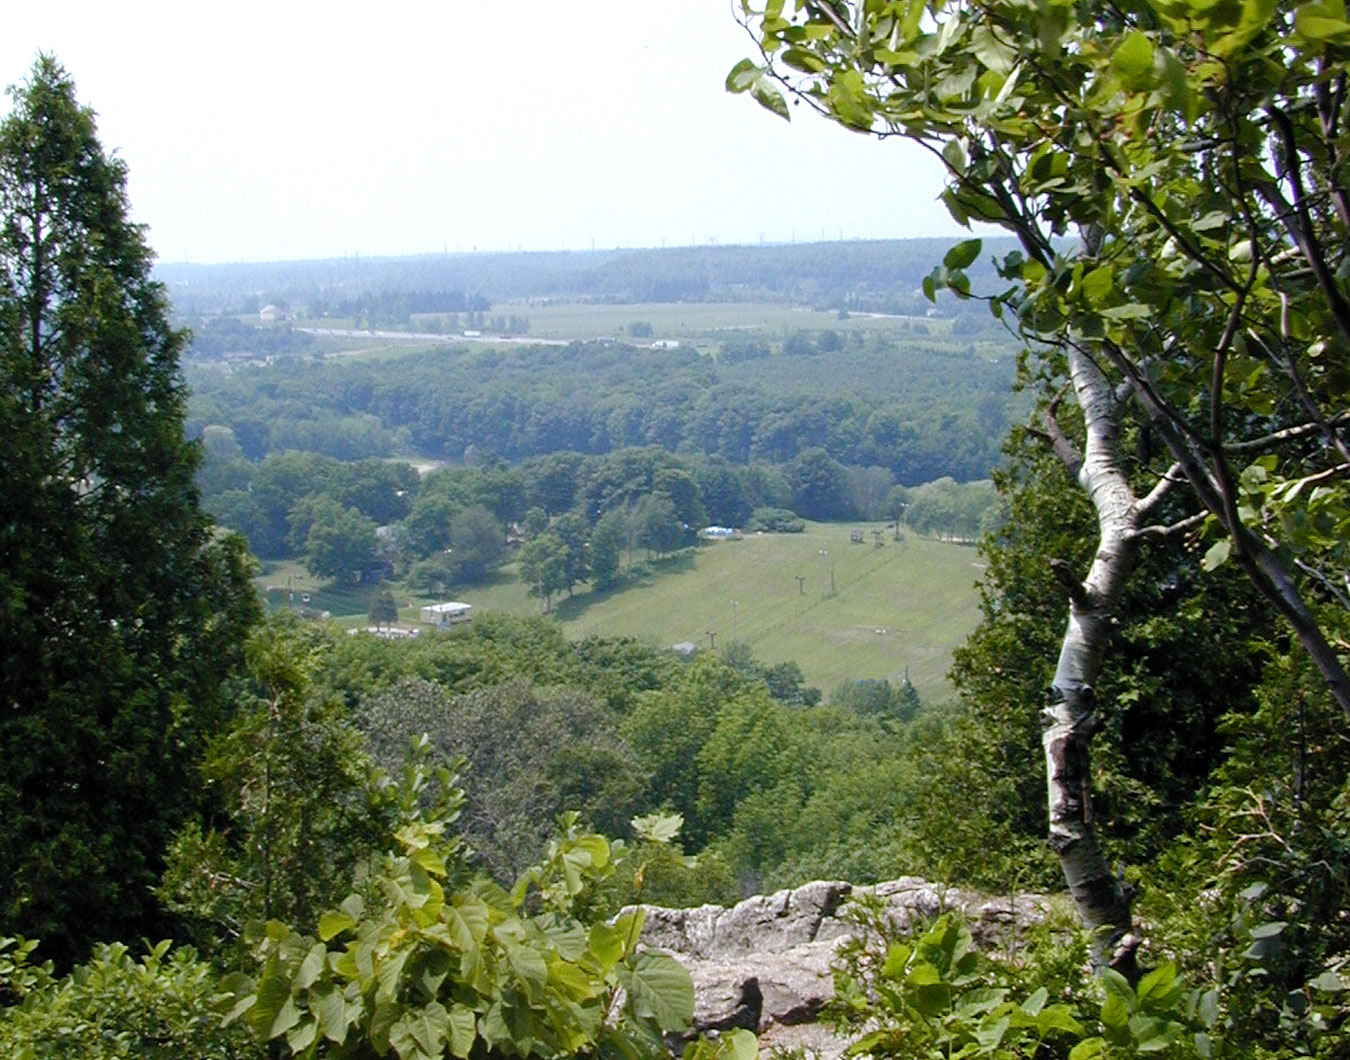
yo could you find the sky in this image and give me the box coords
[2,2,969,265]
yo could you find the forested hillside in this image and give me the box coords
[186,336,1009,482]
[5,4,1350,1055]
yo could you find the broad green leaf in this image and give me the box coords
[297,942,327,990]
[448,1003,478,1058]
[751,81,791,120]
[271,996,303,1039]
[1309,971,1348,991]
[942,138,968,174]
[318,910,355,941]
[1038,1004,1085,1036]
[1200,539,1234,578]
[315,985,349,1044]
[1081,265,1114,304]
[1020,986,1048,1016]
[1295,1,1350,40]
[1069,1038,1105,1060]
[1112,31,1155,87]
[782,47,828,73]
[391,1002,450,1060]
[1137,962,1177,1003]
[589,921,626,968]
[726,59,761,93]
[622,950,695,1031]
[722,1028,759,1060]
[944,239,983,270]
[287,1018,319,1053]
[632,811,683,844]
[1101,993,1131,1031]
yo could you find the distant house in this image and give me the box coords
[259,304,285,322]
[419,601,473,628]
[702,526,737,539]
[671,641,699,656]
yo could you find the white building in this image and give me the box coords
[419,601,473,628]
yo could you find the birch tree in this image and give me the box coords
[731,0,1350,965]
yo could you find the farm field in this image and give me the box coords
[256,522,985,703]
[296,300,1010,362]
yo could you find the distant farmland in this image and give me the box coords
[261,522,985,703]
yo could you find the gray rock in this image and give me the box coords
[636,876,1053,1059]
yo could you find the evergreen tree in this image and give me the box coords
[0,58,258,964]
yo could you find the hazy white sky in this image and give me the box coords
[3,2,967,264]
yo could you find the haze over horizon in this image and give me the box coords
[4,2,975,266]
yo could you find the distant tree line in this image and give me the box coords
[187,335,1013,486]
[196,441,1001,595]
[157,236,1021,316]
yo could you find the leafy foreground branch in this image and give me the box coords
[1,761,758,1060]
[828,911,1214,1060]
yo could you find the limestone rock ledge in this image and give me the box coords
[633,877,1051,1058]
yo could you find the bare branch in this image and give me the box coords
[1128,510,1208,540]
[1135,462,1186,518]
[1035,386,1085,477]
[1229,412,1350,452]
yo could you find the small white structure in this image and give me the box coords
[420,601,473,628]
[259,304,285,322]
[702,525,737,539]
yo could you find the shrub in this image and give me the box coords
[0,939,258,1059]
[746,507,805,533]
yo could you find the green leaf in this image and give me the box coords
[448,1003,478,1058]
[943,138,968,174]
[622,950,695,1032]
[633,811,683,844]
[782,47,828,73]
[1295,1,1350,40]
[287,1018,319,1053]
[1202,538,1231,571]
[726,59,760,93]
[751,81,791,120]
[1112,31,1155,87]
[1081,265,1114,304]
[1137,963,1177,1003]
[297,942,327,990]
[315,985,349,1044]
[391,1002,450,1060]
[722,1029,759,1060]
[271,996,303,1039]
[318,911,355,942]
[945,239,983,270]
[589,921,626,969]
[1101,993,1131,1031]
[1309,971,1348,991]
[1069,1037,1105,1060]
[1038,1004,1085,1036]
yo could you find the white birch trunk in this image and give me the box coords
[1042,349,1149,974]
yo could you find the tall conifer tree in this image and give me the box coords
[0,57,257,964]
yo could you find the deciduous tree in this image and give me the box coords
[733,0,1350,967]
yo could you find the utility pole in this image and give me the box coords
[795,575,805,595]
[707,630,716,650]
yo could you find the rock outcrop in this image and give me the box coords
[635,877,1052,1058]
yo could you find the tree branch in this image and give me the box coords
[1128,510,1208,540]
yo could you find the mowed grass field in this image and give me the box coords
[256,522,985,703]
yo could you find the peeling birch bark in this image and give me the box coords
[1041,349,1151,976]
